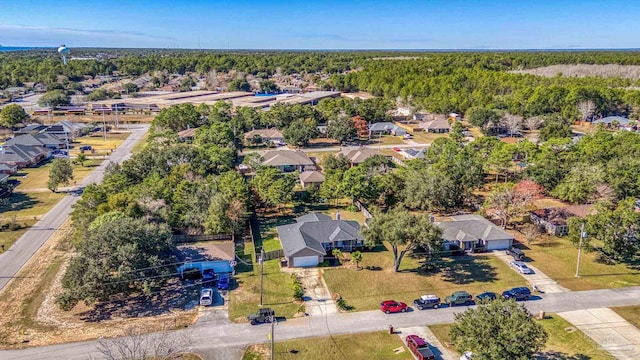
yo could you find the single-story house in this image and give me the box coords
[529,205,592,236]
[243,128,284,145]
[262,150,315,173]
[6,133,66,149]
[435,214,514,251]
[401,148,427,160]
[0,144,49,168]
[592,116,631,126]
[277,212,365,267]
[44,120,88,140]
[299,171,325,188]
[13,124,48,136]
[368,122,408,137]
[0,163,18,174]
[177,127,198,142]
[340,147,383,166]
[421,118,451,133]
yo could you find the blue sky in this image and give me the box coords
[0,0,638,49]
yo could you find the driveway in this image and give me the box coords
[558,308,640,360]
[195,288,230,326]
[397,326,457,360]
[297,268,337,316]
[492,250,569,293]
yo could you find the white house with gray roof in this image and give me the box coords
[277,212,364,267]
[435,214,514,252]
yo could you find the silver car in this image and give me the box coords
[200,288,213,306]
[510,261,533,274]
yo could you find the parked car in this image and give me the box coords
[502,287,531,301]
[247,308,275,325]
[403,134,413,140]
[444,291,473,306]
[460,351,474,360]
[505,247,525,261]
[199,288,213,306]
[393,147,402,152]
[510,261,533,274]
[79,145,92,151]
[413,294,441,310]
[406,335,435,360]
[202,269,216,286]
[380,300,408,314]
[217,274,230,290]
[475,291,497,303]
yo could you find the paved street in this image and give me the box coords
[3,286,640,360]
[0,125,150,292]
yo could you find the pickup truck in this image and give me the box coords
[247,308,275,325]
[406,335,435,360]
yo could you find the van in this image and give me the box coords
[505,247,525,261]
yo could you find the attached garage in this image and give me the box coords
[292,255,320,267]
[484,239,513,251]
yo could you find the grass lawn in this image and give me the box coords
[410,131,449,144]
[69,131,130,156]
[522,236,640,290]
[376,135,404,145]
[323,245,527,311]
[0,191,65,220]
[0,219,37,251]
[12,160,101,191]
[131,130,149,154]
[430,316,614,360]
[611,305,640,330]
[243,331,412,360]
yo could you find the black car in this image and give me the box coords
[475,291,497,303]
[502,287,531,301]
[505,247,525,261]
[248,308,275,325]
[413,295,441,310]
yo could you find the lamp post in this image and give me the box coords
[576,222,586,277]
[259,247,265,306]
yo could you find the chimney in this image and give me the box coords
[336,211,341,220]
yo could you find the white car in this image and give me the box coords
[510,261,533,274]
[460,351,473,360]
[200,288,213,306]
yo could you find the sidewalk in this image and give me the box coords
[558,308,640,360]
[492,250,569,293]
[297,268,337,316]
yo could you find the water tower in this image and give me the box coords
[58,45,70,65]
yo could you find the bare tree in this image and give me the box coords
[521,224,542,245]
[96,325,192,360]
[502,113,523,136]
[205,70,219,90]
[577,100,596,121]
[524,116,544,132]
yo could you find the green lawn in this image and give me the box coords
[0,191,65,220]
[430,316,615,360]
[130,131,149,154]
[523,236,640,290]
[376,135,404,145]
[611,305,640,330]
[0,219,37,252]
[11,161,100,191]
[243,331,412,360]
[69,131,130,156]
[323,245,527,311]
[410,131,449,144]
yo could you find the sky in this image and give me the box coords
[0,0,638,49]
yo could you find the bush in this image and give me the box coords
[291,273,304,301]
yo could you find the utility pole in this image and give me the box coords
[259,247,265,306]
[102,110,107,141]
[576,222,585,277]
[270,314,275,360]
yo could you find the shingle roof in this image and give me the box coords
[0,144,45,163]
[435,214,514,243]
[6,133,64,148]
[340,147,380,164]
[404,148,426,159]
[530,205,593,226]
[243,128,283,140]
[421,118,451,130]
[177,127,198,139]
[277,212,363,257]
[593,116,631,125]
[299,171,325,183]
[262,150,314,167]
[368,122,397,132]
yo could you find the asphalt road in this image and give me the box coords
[3,286,640,360]
[0,125,150,292]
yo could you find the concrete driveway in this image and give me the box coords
[493,250,569,293]
[558,308,640,360]
[297,268,337,316]
[195,288,230,326]
[397,326,457,360]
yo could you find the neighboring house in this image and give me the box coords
[340,147,383,166]
[592,116,631,127]
[401,148,427,160]
[277,212,365,267]
[177,260,235,278]
[0,173,9,183]
[262,150,315,172]
[243,128,284,146]
[388,107,411,122]
[529,205,592,236]
[177,127,198,142]
[435,214,514,251]
[0,144,49,168]
[44,120,88,140]
[368,122,408,136]
[0,163,18,174]
[299,171,325,189]
[421,118,451,133]
[13,124,48,136]
[6,133,66,149]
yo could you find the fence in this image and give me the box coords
[354,200,373,220]
[172,234,233,244]
[390,156,405,167]
[256,249,285,262]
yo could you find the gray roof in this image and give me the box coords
[300,171,325,183]
[0,173,9,182]
[421,118,451,130]
[262,150,314,167]
[244,128,283,140]
[340,147,380,164]
[0,144,45,163]
[6,133,64,148]
[404,148,426,159]
[277,212,363,257]
[593,116,631,125]
[435,214,514,243]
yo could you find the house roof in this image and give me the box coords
[593,116,631,125]
[300,171,325,183]
[369,122,398,132]
[14,124,47,134]
[277,212,363,258]
[530,205,593,226]
[435,214,514,243]
[243,128,283,140]
[403,148,426,159]
[0,164,17,172]
[0,173,9,182]
[0,144,45,163]
[340,147,380,164]
[262,150,314,167]
[421,118,451,130]
[6,133,65,148]
[177,127,198,139]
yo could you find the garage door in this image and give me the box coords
[486,239,512,251]
[293,256,319,267]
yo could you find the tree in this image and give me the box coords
[86,88,109,101]
[123,82,139,94]
[227,78,251,92]
[326,115,357,143]
[38,90,70,107]
[75,153,88,167]
[484,180,543,228]
[466,107,502,134]
[252,167,296,210]
[449,121,465,142]
[259,80,279,94]
[449,298,548,360]
[363,208,442,272]
[0,104,29,128]
[577,99,596,122]
[486,142,516,183]
[152,103,204,132]
[48,158,74,192]
[502,113,523,136]
[283,118,318,147]
[323,153,351,172]
[539,114,572,141]
[521,224,542,245]
[524,116,544,132]
[332,248,343,261]
[351,250,363,270]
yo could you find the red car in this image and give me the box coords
[406,335,435,360]
[380,300,408,314]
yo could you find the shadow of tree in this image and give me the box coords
[438,256,498,285]
[0,192,42,212]
[533,351,591,360]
